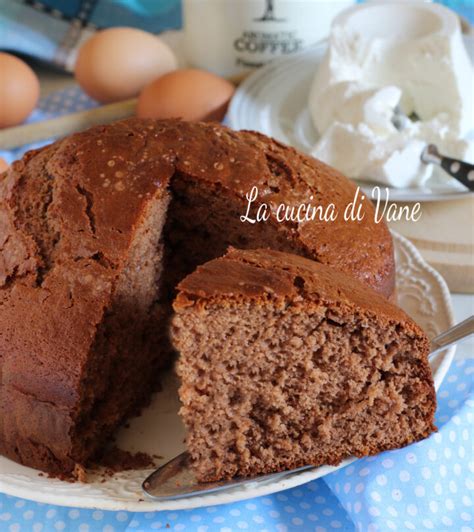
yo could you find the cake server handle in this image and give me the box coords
[429,315,474,358]
[421,144,474,192]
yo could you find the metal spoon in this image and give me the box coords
[143,316,474,501]
[421,144,474,192]
[392,107,474,191]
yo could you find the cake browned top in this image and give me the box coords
[0,118,394,297]
[174,247,419,336]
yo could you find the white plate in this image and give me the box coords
[227,38,474,203]
[0,232,455,511]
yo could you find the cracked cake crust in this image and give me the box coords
[0,118,395,476]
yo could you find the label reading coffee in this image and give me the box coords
[183,0,355,78]
[234,31,304,68]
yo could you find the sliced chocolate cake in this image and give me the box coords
[172,248,436,482]
[0,118,396,477]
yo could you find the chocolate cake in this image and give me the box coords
[0,118,395,476]
[172,248,436,482]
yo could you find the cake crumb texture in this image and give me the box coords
[172,248,436,482]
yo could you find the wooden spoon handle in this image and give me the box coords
[0,98,137,150]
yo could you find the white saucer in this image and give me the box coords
[227,38,474,203]
[0,233,455,511]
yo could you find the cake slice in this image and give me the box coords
[171,248,436,482]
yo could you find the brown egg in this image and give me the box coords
[0,53,40,128]
[74,27,177,103]
[0,157,9,173]
[137,69,235,122]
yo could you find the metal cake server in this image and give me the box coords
[142,452,316,501]
[143,316,474,501]
[392,107,474,191]
[429,315,474,357]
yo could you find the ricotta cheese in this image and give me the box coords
[308,1,474,187]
